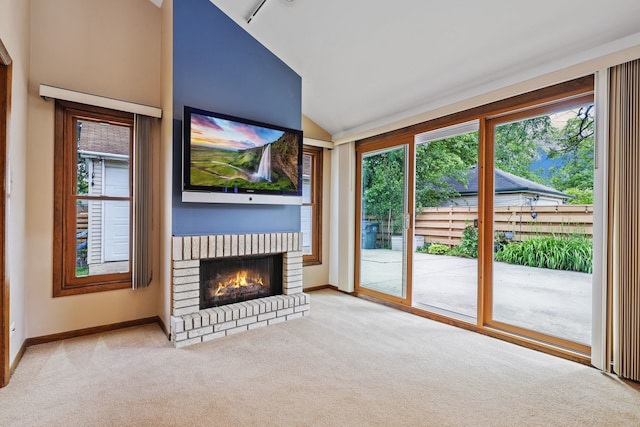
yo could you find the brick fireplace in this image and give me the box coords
[170,232,309,348]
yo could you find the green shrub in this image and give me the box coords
[456,226,478,258]
[494,232,510,253]
[416,242,431,253]
[495,235,592,273]
[447,246,462,257]
[427,244,450,255]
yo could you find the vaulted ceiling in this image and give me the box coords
[210,0,640,141]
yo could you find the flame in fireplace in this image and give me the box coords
[213,270,264,296]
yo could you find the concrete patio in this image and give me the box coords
[360,249,592,345]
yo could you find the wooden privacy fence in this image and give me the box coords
[415,205,593,247]
[76,212,89,248]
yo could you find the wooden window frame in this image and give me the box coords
[53,101,134,297]
[302,146,323,266]
[0,38,11,388]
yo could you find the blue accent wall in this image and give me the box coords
[173,0,302,236]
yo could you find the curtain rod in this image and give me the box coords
[39,84,162,118]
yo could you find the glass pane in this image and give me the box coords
[301,205,313,255]
[412,128,479,321]
[76,199,130,277]
[492,104,594,345]
[359,146,407,298]
[76,119,130,196]
[302,153,312,204]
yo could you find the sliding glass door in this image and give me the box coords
[412,122,479,322]
[354,79,596,360]
[486,96,594,354]
[357,145,410,302]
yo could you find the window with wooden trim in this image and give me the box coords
[301,146,322,265]
[53,101,134,296]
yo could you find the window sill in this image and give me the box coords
[53,280,131,298]
[303,258,322,267]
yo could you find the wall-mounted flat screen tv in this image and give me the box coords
[182,106,303,205]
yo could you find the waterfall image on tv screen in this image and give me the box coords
[186,109,301,194]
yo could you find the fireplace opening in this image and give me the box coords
[200,254,283,309]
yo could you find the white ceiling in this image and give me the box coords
[210,0,640,141]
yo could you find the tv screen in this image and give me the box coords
[183,106,302,203]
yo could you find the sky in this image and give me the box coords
[190,113,284,151]
[549,103,593,130]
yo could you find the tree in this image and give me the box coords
[76,122,89,195]
[563,188,593,204]
[361,106,595,249]
[77,155,89,195]
[362,133,479,247]
[414,132,478,211]
[362,148,405,247]
[494,116,553,182]
[547,105,594,203]
[493,109,595,204]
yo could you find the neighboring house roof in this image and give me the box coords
[78,120,130,157]
[447,165,570,199]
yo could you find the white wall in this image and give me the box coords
[24,0,163,338]
[0,0,30,366]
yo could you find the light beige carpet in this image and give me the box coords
[1,289,639,426]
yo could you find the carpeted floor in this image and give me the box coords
[1,289,639,426]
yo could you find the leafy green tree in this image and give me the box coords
[493,109,594,204]
[362,148,405,247]
[563,188,593,204]
[76,122,89,195]
[550,105,594,157]
[362,133,479,247]
[415,132,478,211]
[362,106,594,250]
[494,116,552,181]
[547,105,594,203]
[77,155,89,194]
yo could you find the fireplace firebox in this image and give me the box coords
[200,254,283,309]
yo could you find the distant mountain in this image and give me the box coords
[530,147,566,181]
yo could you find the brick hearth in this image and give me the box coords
[170,232,309,348]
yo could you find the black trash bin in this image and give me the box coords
[361,221,380,249]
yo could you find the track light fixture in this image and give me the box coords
[247,0,268,24]
[247,0,295,24]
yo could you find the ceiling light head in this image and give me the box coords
[247,0,297,24]
[247,0,268,24]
